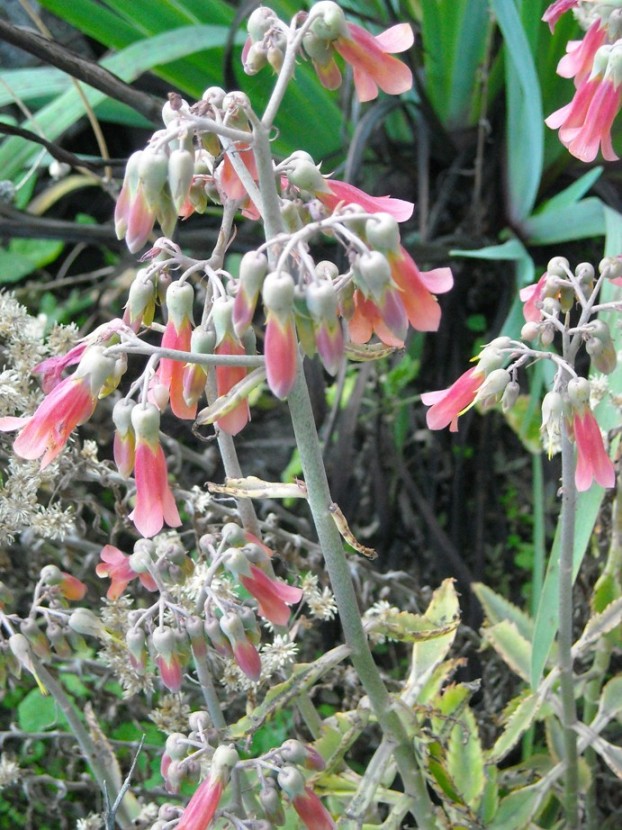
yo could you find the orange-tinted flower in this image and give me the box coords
[421,367,485,432]
[213,298,250,435]
[347,288,406,348]
[129,404,182,538]
[572,406,615,491]
[334,22,413,103]
[95,544,158,600]
[546,45,622,163]
[240,565,303,627]
[388,247,453,333]
[158,281,196,420]
[0,346,116,469]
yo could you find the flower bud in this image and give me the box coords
[309,1,348,41]
[599,256,622,281]
[585,320,617,374]
[126,627,147,671]
[521,321,540,342]
[131,402,161,442]
[277,765,306,799]
[152,626,176,661]
[546,256,569,278]
[20,618,51,659]
[287,159,329,194]
[475,368,510,410]
[244,41,268,75]
[168,149,195,213]
[221,522,247,546]
[365,213,400,252]
[259,781,285,825]
[267,45,285,72]
[262,271,295,315]
[354,250,392,301]
[138,150,169,210]
[247,6,277,41]
[567,377,590,407]
[124,269,157,330]
[68,608,106,639]
[502,380,520,411]
[222,547,253,578]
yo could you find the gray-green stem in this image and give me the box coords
[558,424,579,828]
[251,52,436,828]
[288,366,436,828]
[32,658,140,828]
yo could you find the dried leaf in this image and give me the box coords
[207,475,308,500]
[329,503,377,559]
[573,596,622,656]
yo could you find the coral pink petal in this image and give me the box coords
[265,314,298,399]
[323,180,414,221]
[234,640,261,681]
[130,443,168,537]
[177,778,224,830]
[417,266,454,294]
[542,0,579,32]
[374,23,414,53]
[0,416,30,432]
[292,788,336,830]
[423,368,483,431]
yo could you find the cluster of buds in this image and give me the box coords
[544,1,622,161]
[0,564,88,693]
[243,2,413,103]
[160,732,332,830]
[93,525,302,689]
[423,256,619,492]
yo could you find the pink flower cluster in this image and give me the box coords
[543,1,622,162]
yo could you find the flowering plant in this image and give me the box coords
[0,1,621,829]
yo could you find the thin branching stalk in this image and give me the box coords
[558,425,579,828]
[32,658,141,828]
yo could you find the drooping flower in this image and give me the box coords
[421,367,486,432]
[388,246,453,333]
[305,5,413,103]
[557,19,608,86]
[176,746,238,830]
[262,271,299,399]
[520,273,548,323]
[158,280,196,420]
[346,289,406,348]
[220,611,261,681]
[152,625,184,692]
[567,377,615,491]
[112,398,136,479]
[334,22,414,103]
[277,766,335,830]
[95,544,158,600]
[216,142,260,219]
[0,346,116,469]
[546,44,622,163]
[240,565,303,627]
[212,298,251,435]
[129,404,182,538]
[542,0,581,33]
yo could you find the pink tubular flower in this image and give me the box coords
[542,0,580,32]
[95,545,158,600]
[176,776,223,830]
[114,151,157,254]
[0,346,116,469]
[421,367,485,432]
[520,273,547,322]
[177,746,237,830]
[158,281,196,420]
[220,612,261,681]
[329,22,413,102]
[262,272,298,399]
[388,246,454,332]
[240,565,303,627]
[129,404,182,538]
[546,45,622,163]
[292,787,336,830]
[216,143,260,219]
[572,407,615,491]
[558,19,607,86]
[212,298,250,435]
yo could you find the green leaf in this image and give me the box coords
[488,782,547,830]
[522,198,605,245]
[18,688,69,731]
[482,620,532,683]
[488,692,543,764]
[420,0,491,127]
[491,0,543,223]
[535,167,603,213]
[0,238,64,284]
[447,707,485,809]
[472,582,534,643]
[367,607,459,644]
[573,597,622,657]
